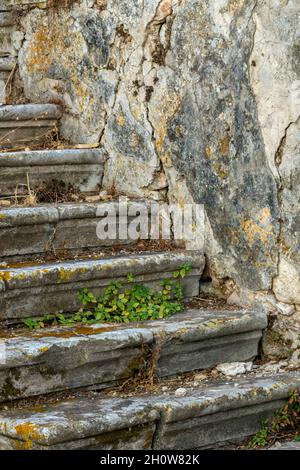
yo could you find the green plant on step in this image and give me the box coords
[248,389,300,448]
[248,423,269,447]
[23,265,191,329]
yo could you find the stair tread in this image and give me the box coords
[0,250,203,287]
[2,308,267,361]
[0,372,299,449]
[0,104,62,121]
[0,148,106,165]
[0,200,152,226]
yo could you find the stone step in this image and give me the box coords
[0,148,106,196]
[0,373,299,450]
[0,104,62,148]
[0,200,153,259]
[0,251,204,324]
[0,309,267,402]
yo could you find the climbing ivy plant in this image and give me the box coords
[23,264,191,329]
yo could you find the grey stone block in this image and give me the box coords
[0,251,204,322]
[0,328,153,402]
[0,397,159,450]
[0,309,266,402]
[152,374,300,449]
[0,104,62,148]
[0,206,58,258]
[0,373,299,450]
[0,149,106,195]
[0,104,62,121]
[147,309,267,377]
[0,201,153,258]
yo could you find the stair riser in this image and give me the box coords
[0,148,106,196]
[0,345,149,402]
[0,201,153,258]
[0,104,62,148]
[0,164,102,197]
[0,216,145,259]
[157,330,262,377]
[0,331,152,402]
[156,399,285,450]
[0,272,200,323]
[0,121,58,148]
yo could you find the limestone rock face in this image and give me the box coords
[16,0,300,299]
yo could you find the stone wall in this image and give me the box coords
[10,0,300,356]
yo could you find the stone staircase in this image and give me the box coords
[0,2,299,451]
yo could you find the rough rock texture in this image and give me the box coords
[6,1,300,350]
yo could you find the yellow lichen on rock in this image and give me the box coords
[241,208,274,248]
[14,422,43,450]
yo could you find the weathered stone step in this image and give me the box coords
[0,373,299,450]
[0,309,266,402]
[0,148,106,196]
[0,201,152,259]
[0,251,204,323]
[0,104,62,148]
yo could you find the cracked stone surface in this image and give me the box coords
[2,1,300,345]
